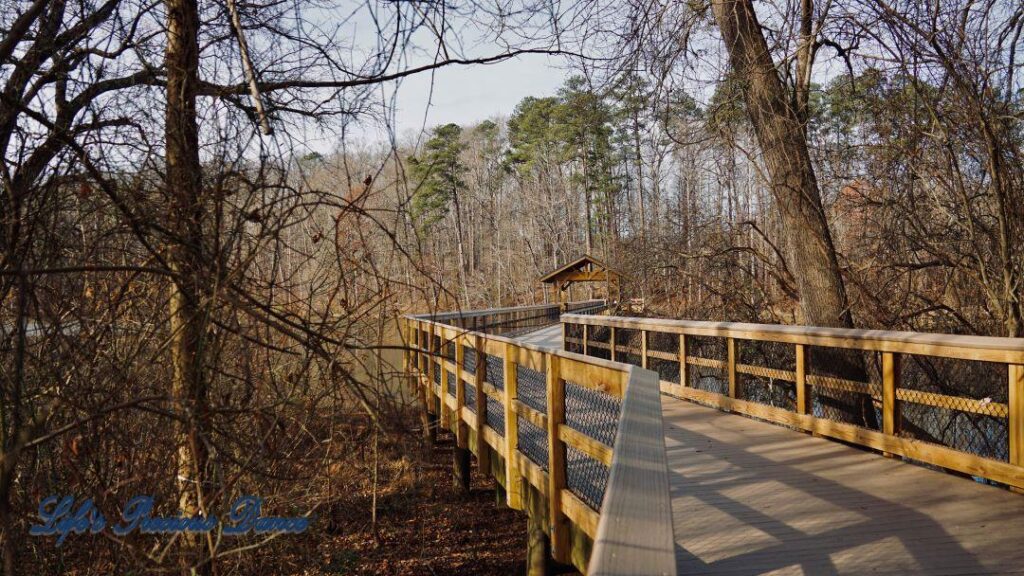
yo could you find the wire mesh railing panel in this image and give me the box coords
[807,346,881,430]
[517,417,548,470]
[565,381,621,447]
[898,356,1009,462]
[650,357,681,385]
[486,355,504,391]
[446,370,456,398]
[485,396,505,437]
[432,365,441,393]
[464,381,477,412]
[687,336,728,395]
[566,445,610,511]
[616,328,643,366]
[587,325,612,360]
[647,330,677,353]
[738,339,797,410]
[463,347,477,374]
[516,364,547,413]
[564,323,585,354]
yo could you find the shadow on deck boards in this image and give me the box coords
[664,397,1024,575]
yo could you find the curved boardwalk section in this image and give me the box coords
[664,397,1024,575]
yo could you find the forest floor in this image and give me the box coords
[307,431,529,575]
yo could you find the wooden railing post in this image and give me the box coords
[610,326,617,362]
[545,353,569,563]
[1009,363,1023,470]
[679,334,688,388]
[795,344,807,415]
[503,343,523,510]
[640,329,648,369]
[474,335,490,477]
[727,337,737,399]
[582,324,589,356]
[882,351,901,458]
[426,323,439,443]
[454,337,470,492]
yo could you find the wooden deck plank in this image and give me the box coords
[515,324,564,349]
[664,396,1024,575]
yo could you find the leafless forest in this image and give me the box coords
[1,0,1021,573]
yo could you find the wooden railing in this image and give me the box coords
[564,314,1024,490]
[412,300,605,337]
[402,304,675,575]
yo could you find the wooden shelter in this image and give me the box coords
[539,254,623,309]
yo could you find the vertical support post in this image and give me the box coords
[401,319,410,391]
[679,334,688,389]
[640,329,648,369]
[474,335,490,477]
[425,324,439,443]
[561,321,567,351]
[440,331,450,430]
[503,343,523,510]
[610,326,617,362]
[1008,363,1023,469]
[582,324,589,356]
[882,351,901,458]
[727,337,737,399]
[453,336,470,492]
[795,344,807,415]
[545,353,569,564]
[526,507,553,576]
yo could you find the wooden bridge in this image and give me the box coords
[402,302,1024,575]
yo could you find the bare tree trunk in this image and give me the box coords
[711,0,853,330]
[165,0,213,570]
[711,0,876,427]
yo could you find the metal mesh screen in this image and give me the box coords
[807,346,881,429]
[587,326,612,360]
[738,339,797,410]
[564,323,584,353]
[688,336,728,395]
[516,365,547,413]
[464,381,477,412]
[616,328,643,366]
[898,356,1008,462]
[463,347,477,374]
[446,370,456,398]
[486,396,505,437]
[517,417,548,470]
[565,381,621,446]
[432,364,441,393]
[650,357,681,385]
[486,355,504,390]
[567,445,610,510]
[648,331,677,353]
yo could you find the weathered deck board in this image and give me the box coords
[516,324,564,349]
[664,396,1024,575]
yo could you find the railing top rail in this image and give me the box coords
[405,304,676,575]
[408,313,632,373]
[589,365,675,576]
[409,300,604,321]
[563,313,1024,363]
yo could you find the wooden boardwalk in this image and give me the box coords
[516,325,1024,575]
[664,397,1024,575]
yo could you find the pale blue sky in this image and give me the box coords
[392,53,570,135]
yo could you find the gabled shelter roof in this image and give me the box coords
[538,254,625,284]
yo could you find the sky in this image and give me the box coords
[389,53,570,137]
[296,51,574,155]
